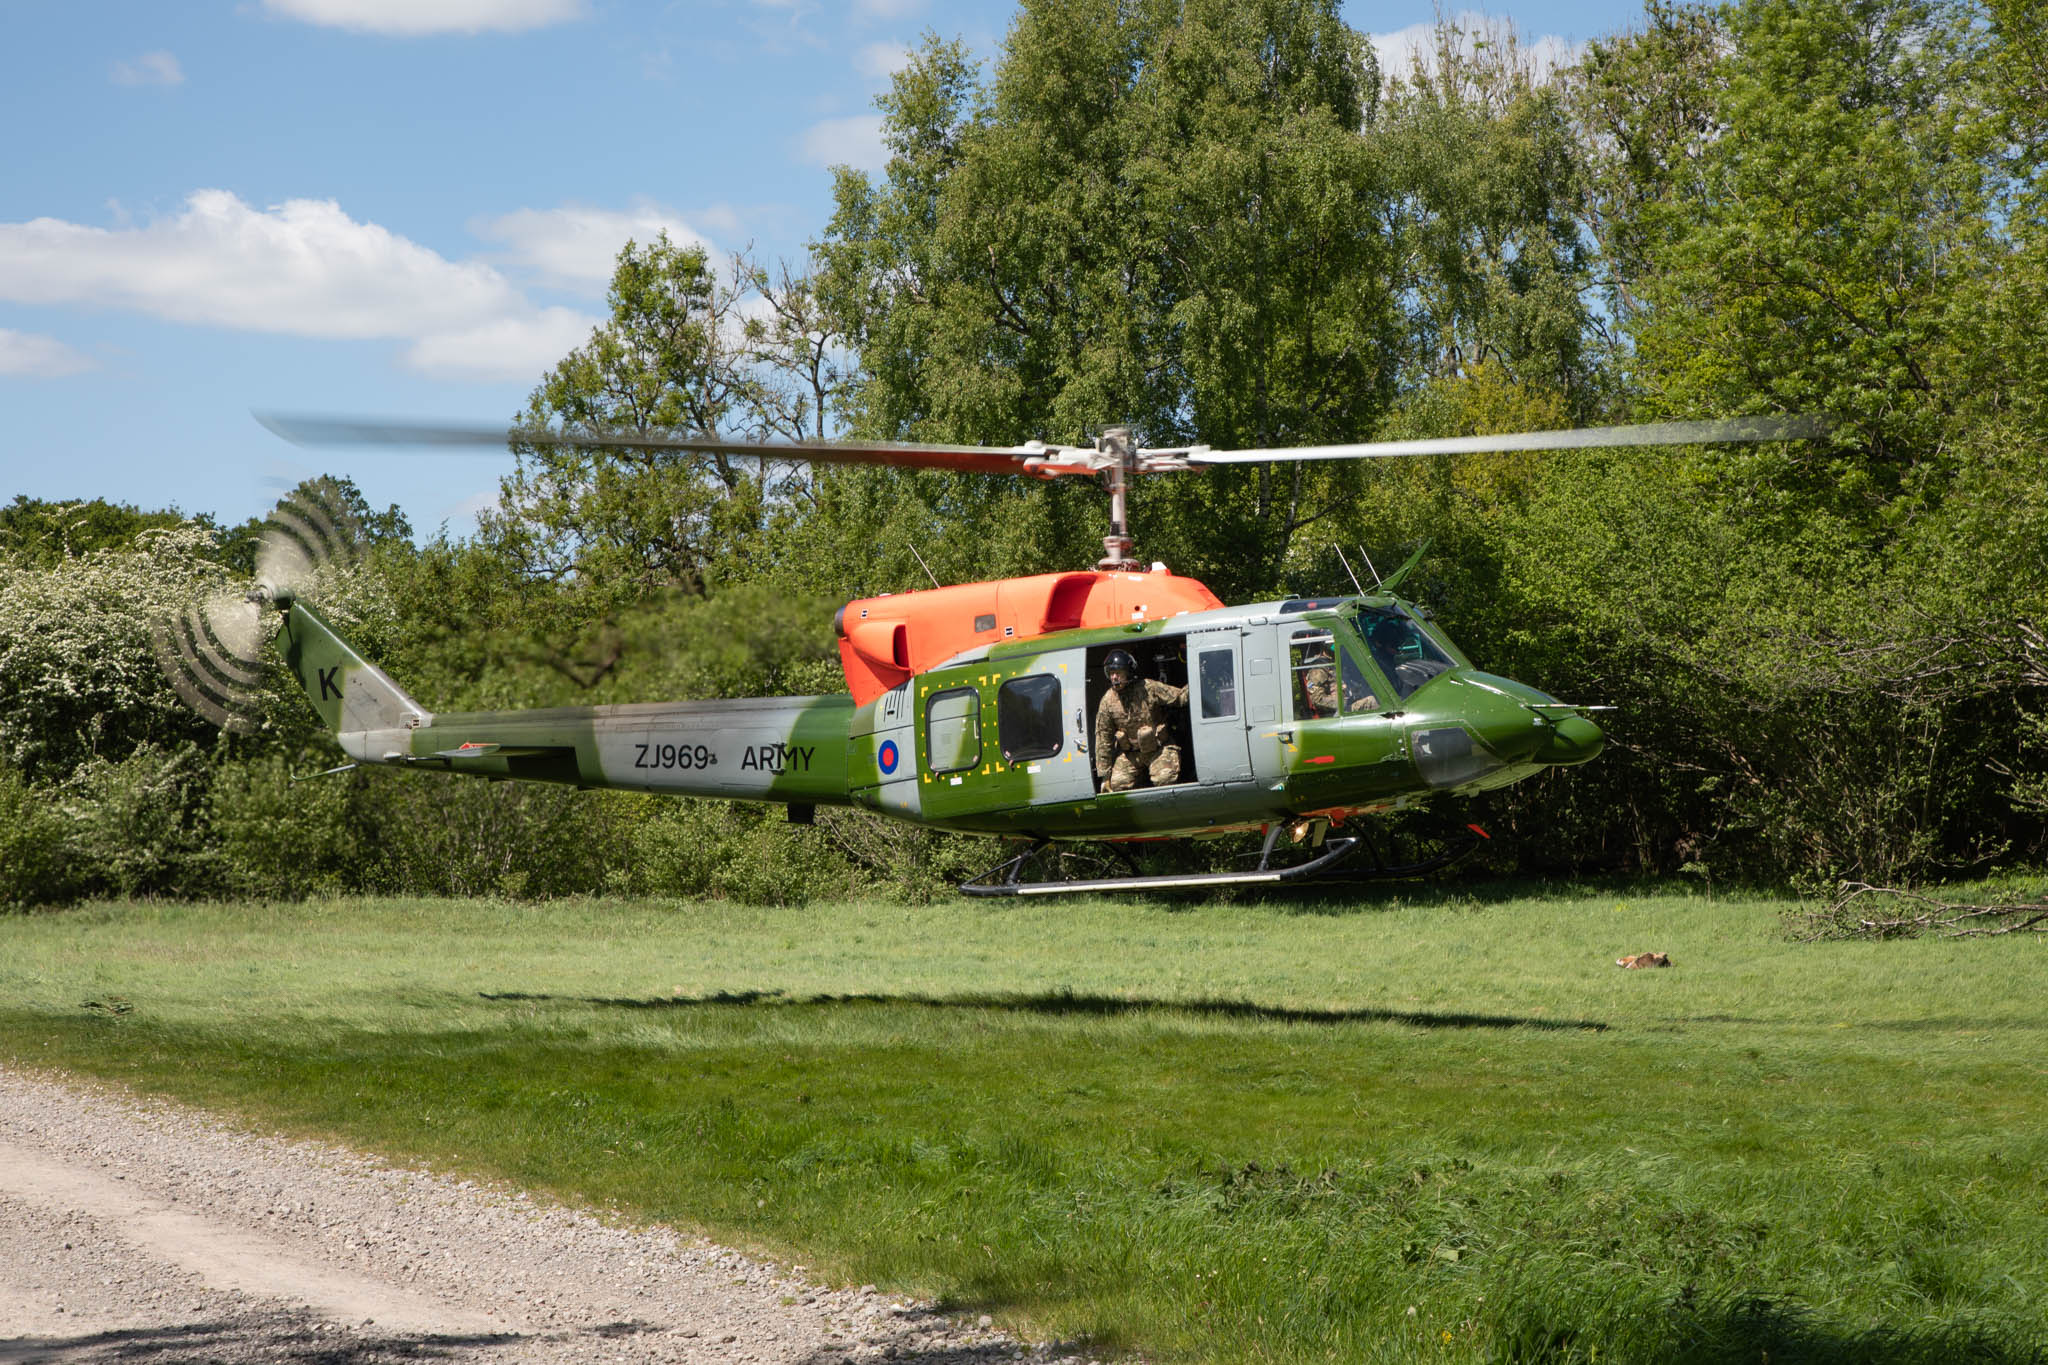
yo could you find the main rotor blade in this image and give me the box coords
[254,414,1100,478]
[1183,415,1829,464]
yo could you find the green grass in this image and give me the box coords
[3,885,2046,1364]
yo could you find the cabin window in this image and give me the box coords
[926,687,981,772]
[997,674,1062,761]
[1291,628,1380,718]
[1197,649,1237,720]
[1289,630,1339,719]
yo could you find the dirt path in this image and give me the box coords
[0,1068,1073,1365]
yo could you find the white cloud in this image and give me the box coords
[0,329,93,378]
[111,51,183,87]
[0,190,522,339]
[1370,12,1585,87]
[261,0,584,36]
[404,307,597,382]
[444,485,503,520]
[854,0,923,19]
[471,200,714,293]
[854,40,910,80]
[0,190,742,385]
[798,114,886,172]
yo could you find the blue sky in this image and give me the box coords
[1,0,1653,540]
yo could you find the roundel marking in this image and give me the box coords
[878,739,900,775]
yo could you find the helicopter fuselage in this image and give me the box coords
[282,585,1603,844]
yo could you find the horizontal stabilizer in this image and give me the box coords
[412,743,566,763]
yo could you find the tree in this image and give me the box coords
[1379,16,1601,405]
[1,495,211,568]
[485,234,829,609]
[1569,2,1730,328]
[815,0,1406,596]
[1623,0,1998,504]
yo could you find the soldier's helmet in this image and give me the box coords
[1102,648,1138,682]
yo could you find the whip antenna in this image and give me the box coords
[908,543,943,590]
[1334,545,1368,596]
[1355,545,1384,591]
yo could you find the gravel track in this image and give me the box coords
[0,1068,1095,1365]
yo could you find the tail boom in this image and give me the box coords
[395,696,856,804]
[278,598,854,804]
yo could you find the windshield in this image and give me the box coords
[1352,605,1454,700]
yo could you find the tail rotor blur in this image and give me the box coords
[153,479,361,733]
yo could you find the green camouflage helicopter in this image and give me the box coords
[162,415,1818,895]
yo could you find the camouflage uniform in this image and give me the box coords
[1302,664,1340,717]
[1095,678,1188,791]
[1302,664,1375,717]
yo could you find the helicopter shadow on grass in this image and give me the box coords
[478,987,1606,1033]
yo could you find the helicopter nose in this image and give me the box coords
[1536,712,1604,766]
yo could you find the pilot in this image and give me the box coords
[1094,649,1187,791]
[1369,615,1448,694]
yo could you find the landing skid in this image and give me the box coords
[960,832,1364,897]
[957,822,1485,898]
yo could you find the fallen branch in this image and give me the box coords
[1794,881,2048,940]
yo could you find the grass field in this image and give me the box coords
[3,884,2045,1363]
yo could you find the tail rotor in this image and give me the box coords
[153,478,361,733]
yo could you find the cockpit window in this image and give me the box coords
[1354,606,1453,700]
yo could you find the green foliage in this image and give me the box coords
[1380,19,1600,402]
[483,234,847,620]
[357,773,624,901]
[1628,0,1999,494]
[0,495,201,567]
[618,799,858,905]
[206,751,364,900]
[0,766,79,907]
[0,523,236,783]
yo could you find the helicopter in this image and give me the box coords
[163,413,1820,895]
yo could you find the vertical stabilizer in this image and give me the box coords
[277,598,431,758]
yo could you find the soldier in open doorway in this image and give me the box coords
[1094,649,1187,791]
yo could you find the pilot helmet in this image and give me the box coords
[1102,648,1139,682]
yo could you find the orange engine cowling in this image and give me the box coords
[833,568,1224,705]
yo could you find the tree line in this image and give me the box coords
[3,0,2043,906]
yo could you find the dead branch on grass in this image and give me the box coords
[1794,881,2048,940]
